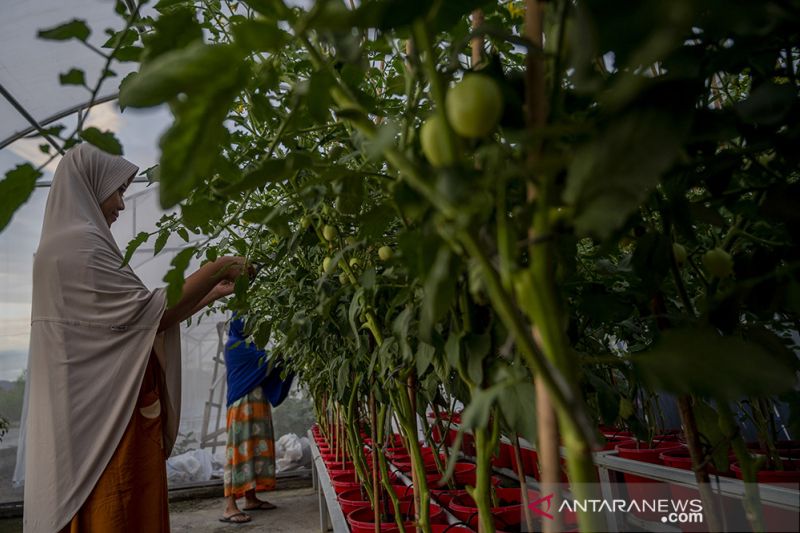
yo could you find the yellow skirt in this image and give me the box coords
[60,354,169,533]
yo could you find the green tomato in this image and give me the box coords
[339,272,349,285]
[445,74,503,138]
[300,215,312,229]
[378,246,393,261]
[420,115,455,167]
[322,256,334,273]
[349,257,360,268]
[619,398,634,420]
[702,248,733,278]
[323,225,338,241]
[672,243,687,266]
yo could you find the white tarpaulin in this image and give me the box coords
[0,0,140,149]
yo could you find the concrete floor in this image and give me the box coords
[171,486,320,532]
[0,486,320,533]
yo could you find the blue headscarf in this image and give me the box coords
[225,318,294,407]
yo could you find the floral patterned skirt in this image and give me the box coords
[223,387,276,498]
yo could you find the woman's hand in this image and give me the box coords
[209,280,235,301]
[214,256,254,281]
[159,256,253,332]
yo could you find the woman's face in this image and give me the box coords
[100,182,129,226]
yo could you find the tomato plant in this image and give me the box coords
[10,0,800,531]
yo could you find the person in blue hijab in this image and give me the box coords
[220,317,294,524]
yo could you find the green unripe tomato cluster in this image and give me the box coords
[702,247,733,278]
[378,246,393,261]
[323,225,338,241]
[445,74,503,138]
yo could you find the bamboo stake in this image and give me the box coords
[471,9,485,69]
[407,373,423,533]
[526,4,561,531]
[369,389,380,533]
[536,380,563,533]
[513,435,537,532]
[677,396,723,532]
[523,2,604,530]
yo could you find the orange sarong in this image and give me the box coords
[60,354,169,533]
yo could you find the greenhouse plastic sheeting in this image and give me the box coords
[0,0,138,149]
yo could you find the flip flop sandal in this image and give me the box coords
[242,501,277,511]
[219,511,252,523]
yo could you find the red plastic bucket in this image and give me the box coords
[596,435,635,451]
[492,442,513,469]
[346,507,415,533]
[389,483,414,500]
[430,526,474,533]
[616,441,684,521]
[338,488,372,516]
[732,460,800,532]
[449,488,529,530]
[326,461,355,474]
[509,447,540,480]
[330,471,361,495]
[427,462,477,487]
[430,488,467,507]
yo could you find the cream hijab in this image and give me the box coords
[21,143,182,533]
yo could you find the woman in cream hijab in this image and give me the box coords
[22,143,249,533]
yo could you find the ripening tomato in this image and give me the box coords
[672,243,687,267]
[323,225,338,241]
[702,248,733,278]
[420,115,455,167]
[378,246,393,261]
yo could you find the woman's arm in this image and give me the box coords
[158,257,248,332]
[186,280,235,318]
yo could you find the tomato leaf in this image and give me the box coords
[497,381,538,444]
[416,341,435,377]
[565,84,692,239]
[59,68,86,87]
[153,230,170,256]
[0,164,41,232]
[164,247,196,306]
[38,19,91,42]
[232,19,289,52]
[122,231,150,267]
[420,247,457,342]
[119,42,241,108]
[222,153,314,195]
[80,128,123,155]
[633,327,797,399]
